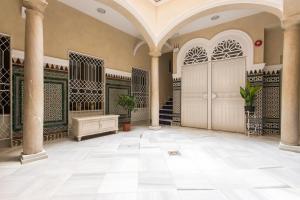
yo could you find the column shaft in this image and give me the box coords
[281,25,300,146]
[150,56,161,129]
[21,0,48,163]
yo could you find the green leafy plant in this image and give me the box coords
[240,80,262,107]
[117,95,136,113]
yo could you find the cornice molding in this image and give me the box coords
[247,63,266,72]
[105,68,132,80]
[264,64,282,73]
[12,49,69,67]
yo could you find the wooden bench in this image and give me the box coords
[72,115,119,141]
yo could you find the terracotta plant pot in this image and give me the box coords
[123,123,131,132]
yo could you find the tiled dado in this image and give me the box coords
[172,78,181,126]
[12,57,69,146]
[105,73,132,124]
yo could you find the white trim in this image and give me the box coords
[264,64,282,72]
[105,68,132,78]
[248,63,266,72]
[21,6,26,19]
[12,49,69,67]
[176,30,254,78]
[133,40,146,56]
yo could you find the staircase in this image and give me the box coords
[159,97,173,126]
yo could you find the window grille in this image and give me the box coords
[0,34,10,140]
[0,35,10,115]
[211,39,244,61]
[132,68,148,108]
[69,52,104,111]
[183,46,208,65]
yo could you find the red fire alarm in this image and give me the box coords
[255,40,263,47]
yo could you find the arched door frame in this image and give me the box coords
[176,29,254,79]
[178,29,253,130]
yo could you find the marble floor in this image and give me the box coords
[1,126,300,200]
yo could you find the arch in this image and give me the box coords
[96,0,156,49]
[183,46,209,65]
[133,40,146,56]
[175,30,253,78]
[157,1,283,49]
[133,41,172,56]
[209,30,254,70]
[177,38,209,76]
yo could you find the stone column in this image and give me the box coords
[21,0,48,164]
[280,17,300,152]
[149,51,161,130]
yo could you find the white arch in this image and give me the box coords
[176,38,210,77]
[133,40,146,56]
[175,29,254,78]
[158,0,282,47]
[133,41,173,56]
[210,29,254,70]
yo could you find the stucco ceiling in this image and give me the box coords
[58,0,141,37]
[59,0,263,39]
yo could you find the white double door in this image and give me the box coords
[181,58,245,133]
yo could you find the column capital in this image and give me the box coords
[149,50,161,57]
[281,14,300,30]
[23,0,48,14]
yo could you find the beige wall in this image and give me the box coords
[159,52,173,107]
[264,27,284,65]
[0,0,150,72]
[284,0,300,17]
[170,12,281,74]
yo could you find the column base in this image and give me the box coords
[279,142,300,153]
[20,150,48,164]
[149,126,161,131]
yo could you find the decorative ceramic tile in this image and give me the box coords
[12,61,68,144]
[106,77,131,123]
[247,70,264,134]
[263,70,281,134]
[172,78,181,125]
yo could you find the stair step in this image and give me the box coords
[165,101,173,105]
[163,105,173,109]
[159,115,173,120]
[160,109,172,114]
[159,120,172,126]
[159,97,173,126]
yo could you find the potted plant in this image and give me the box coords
[240,80,262,112]
[117,94,136,131]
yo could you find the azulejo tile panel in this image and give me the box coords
[263,70,281,134]
[172,78,181,126]
[247,69,281,135]
[12,60,68,141]
[105,76,131,123]
[247,70,264,134]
